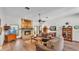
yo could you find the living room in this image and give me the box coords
[0,7,79,51]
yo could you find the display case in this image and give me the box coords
[62,26,72,41]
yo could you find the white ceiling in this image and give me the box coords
[3,7,62,16]
[1,7,79,22]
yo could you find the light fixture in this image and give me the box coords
[65,22,69,25]
[25,7,30,10]
[38,13,46,23]
[38,13,47,34]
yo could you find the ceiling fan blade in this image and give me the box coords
[25,7,30,10]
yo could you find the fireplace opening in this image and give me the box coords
[24,31,31,35]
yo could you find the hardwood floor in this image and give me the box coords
[64,41,79,51]
[1,39,36,51]
[0,39,79,51]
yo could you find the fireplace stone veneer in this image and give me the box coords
[21,28,33,40]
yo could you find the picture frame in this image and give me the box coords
[49,26,56,31]
[74,25,79,29]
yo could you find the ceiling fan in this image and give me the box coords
[25,7,30,10]
[38,13,48,23]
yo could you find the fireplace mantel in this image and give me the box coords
[21,28,33,31]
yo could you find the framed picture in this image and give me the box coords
[74,25,79,29]
[49,26,56,31]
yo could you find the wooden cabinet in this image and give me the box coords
[4,26,10,30]
[67,26,72,41]
[62,26,72,41]
[5,34,16,42]
[4,25,16,42]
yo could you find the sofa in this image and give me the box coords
[36,37,64,51]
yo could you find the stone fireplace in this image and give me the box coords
[21,18,33,40]
[21,28,33,40]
